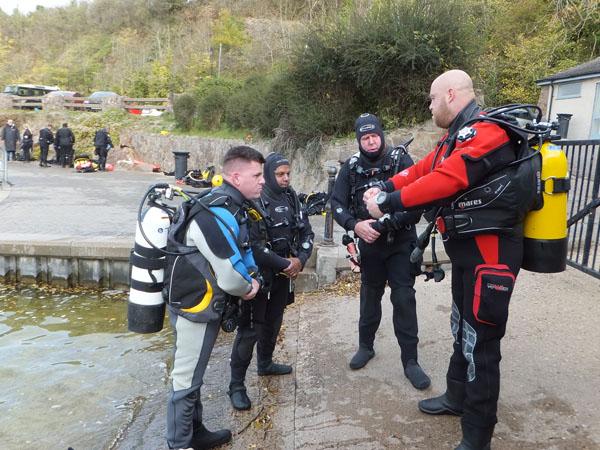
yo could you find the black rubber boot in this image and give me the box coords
[418,377,465,416]
[191,424,232,449]
[228,384,251,411]
[257,361,292,376]
[404,359,431,390]
[454,422,493,450]
[349,347,375,370]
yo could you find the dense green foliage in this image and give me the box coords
[477,0,598,105]
[173,94,197,131]
[281,0,480,135]
[1,0,599,148]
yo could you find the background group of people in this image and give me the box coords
[1,119,112,171]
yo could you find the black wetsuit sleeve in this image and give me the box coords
[389,153,422,227]
[248,219,290,272]
[297,211,314,267]
[332,162,357,232]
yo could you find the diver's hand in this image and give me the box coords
[366,195,385,220]
[354,219,380,244]
[363,187,381,203]
[283,257,302,279]
[242,279,260,300]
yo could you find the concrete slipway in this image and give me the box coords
[0,162,599,450]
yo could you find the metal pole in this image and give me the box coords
[323,165,337,245]
[217,43,222,78]
[0,147,7,189]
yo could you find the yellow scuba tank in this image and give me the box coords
[522,140,569,273]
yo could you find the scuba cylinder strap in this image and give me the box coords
[130,251,165,270]
[130,278,164,293]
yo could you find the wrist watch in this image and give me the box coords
[374,191,391,213]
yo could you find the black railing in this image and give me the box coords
[558,139,600,279]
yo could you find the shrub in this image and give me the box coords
[194,77,241,130]
[173,94,197,131]
[275,0,481,142]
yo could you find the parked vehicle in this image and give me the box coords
[44,90,84,110]
[3,84,60,97]
[83,91,119,111]
[44,90,83,99]
[2,84,60,109]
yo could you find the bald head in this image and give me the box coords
[429,70,476,129]
[432,70,474,95]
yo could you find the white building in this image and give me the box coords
[537,57,600,140]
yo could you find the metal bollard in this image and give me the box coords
[322,165,337,246]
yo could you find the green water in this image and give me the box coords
[0,285,172,450]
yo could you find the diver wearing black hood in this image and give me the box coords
[331,113,431,390]
[355,112,386,159]
[228,152,314,411]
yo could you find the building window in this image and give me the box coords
[590,82,600,139]
[556,82,581,99]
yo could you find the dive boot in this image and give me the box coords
[418,378,464,416]
[228,385,251,411]
[454,422,494,450]
[191,424,232,449]
[349,347,375,370]
[257,361,292,376]
[404,359,431,390]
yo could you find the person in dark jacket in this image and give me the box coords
[365,70,524,450]
[38,124,54,167]
[94,127,113,171]
[55,123,75,167]
[20,124,33,162]
[228,152,314,411]
[331,113,431,390]
[1,119,20,161]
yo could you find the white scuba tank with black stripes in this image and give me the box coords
[127,206,171,333]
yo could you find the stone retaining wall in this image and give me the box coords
[118,120,442,194]
[0,240,130,289]
[0,240,334,292]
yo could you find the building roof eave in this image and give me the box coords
[537,73,600,86]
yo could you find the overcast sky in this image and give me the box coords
[0,0,75,15]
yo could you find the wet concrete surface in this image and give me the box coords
[117,266,600,450]
[0,162,166,241]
